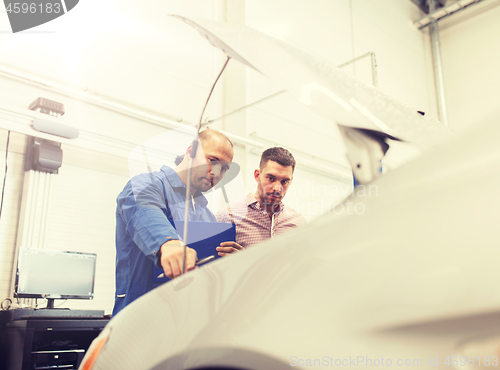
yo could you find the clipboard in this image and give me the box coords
[153,221,236,282]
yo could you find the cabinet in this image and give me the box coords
[0,314,108,370]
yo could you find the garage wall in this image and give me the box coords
[0,130,25,304]
[40,145,130,312]
[0,99,168,313]
[438,0,500,132]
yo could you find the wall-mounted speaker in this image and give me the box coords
[25,137,63,174]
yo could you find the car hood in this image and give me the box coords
[170,15,450,149]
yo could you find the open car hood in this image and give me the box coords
[171,15,450,149]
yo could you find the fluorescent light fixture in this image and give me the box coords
[32,118,79,139]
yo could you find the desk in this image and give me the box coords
[0,313,108,370]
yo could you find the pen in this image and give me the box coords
[157,255,216,278]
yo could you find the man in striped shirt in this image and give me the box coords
[215,147,306,255]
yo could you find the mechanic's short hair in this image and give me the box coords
[259,147,296,172]
[174,154,184,166]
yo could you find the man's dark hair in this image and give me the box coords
[174,154,184,166]
[259,147,296,171]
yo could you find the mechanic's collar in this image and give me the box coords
[161,165,208,207]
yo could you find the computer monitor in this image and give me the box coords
[15,247,97,308]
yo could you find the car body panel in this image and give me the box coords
[87,113,500,369]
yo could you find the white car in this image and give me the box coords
[80,17,500,370]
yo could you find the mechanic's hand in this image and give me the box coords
[216,241,244,257]
[160,240,197,279]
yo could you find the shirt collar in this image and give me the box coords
[161,165,208,208]
[246,192,259,207]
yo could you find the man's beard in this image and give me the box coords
[260,189,281,206]
[193,174,213,192]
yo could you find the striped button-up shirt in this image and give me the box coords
[215,193,306,248]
